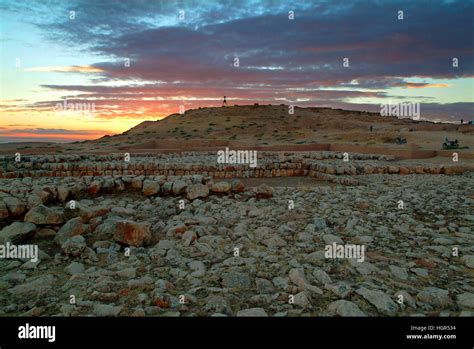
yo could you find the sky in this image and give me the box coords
[0,0,473,142]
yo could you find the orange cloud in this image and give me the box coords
[2,133,103,140]
[406,83,449,89]
[24,65,104,73]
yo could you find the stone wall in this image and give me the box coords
[0,151,471,181]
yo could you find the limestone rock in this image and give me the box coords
[417,287,452,308]
[24,205,63,225]
[143,180,160,196]
[236,308,268,317]
[172,180,187,195]
[55,217,84,244]
[356,287,398,315]
[211,181,231,193]
[3,196,26,217]
[61,235,86,257]
[186,184,209,200]
[328,300,366,316]
[255,184,273,199]
[0,222,36,243]
[113,220,151,247]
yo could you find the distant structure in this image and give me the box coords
[222,96,227,107]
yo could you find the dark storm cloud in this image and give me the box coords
[33,0,472,86]
[2,0,473,121]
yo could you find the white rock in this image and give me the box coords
[417,287,452,308]
[0,222,36,243]
[236,308,268,317]
[186,184,209,200]
[457,293,474,309]
[55,217,84,244]
[328,300,366,316]
[389,265,408,280]
[292,292,311,308]
[312,268,332,284]
[289,268,307,288]
[65,262,85,275]
[143,180,160,196]
[356,287,398,315]
[93,304,122,316]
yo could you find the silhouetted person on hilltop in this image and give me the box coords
[222,96,227,107]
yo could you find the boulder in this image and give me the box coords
[65,202,110,223]
[211,181,231,193]
[65,261,85,275]
[143,180,160,196]
[27,190,50,209]
[289,268,307,288]
[186,184,209,200]
[399,167,410,175]
[131,177,143,189]
[255,184,273,199]
[3,196,26,217]
[172,180,187,195]
[416,287,452,308]
[356,287,398,315]
[113,220,151,247]
[61,235,86,257]
[0,222,36,243]
[181,230,197,246]
[463,255,474,269]
[55,217,84,244]
[0,200,9,219]
[161,181,173,195]
[231,179,245,193]
[93,218,122,240]
[457,293,474,309]
[328,300,366,316]
[292,291,311,308]
[236,308,268,317]
[57,185,70,203]
[93,304,122,317]
[388,166,399,174]
[24,205,63,225]
[87,180,101,196]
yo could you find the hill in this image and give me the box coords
[1,104,472,155]
[89,104,472,151]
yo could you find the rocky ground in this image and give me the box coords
[0,153,473,317]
